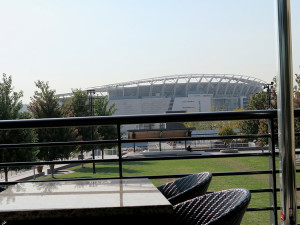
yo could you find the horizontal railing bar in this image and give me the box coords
[0,176,131,186]
[0,158,118,167]
[246,207,274,212]
[122,134,270,142]
[121,152,272,161]
[212,171,272,176]
[0,110,279,130]
[0,134,270,150]
[0,152,272,167]
[0,174,276,194]
[0,140,117,149]
[119,173,274,180]
[248,188,274,193]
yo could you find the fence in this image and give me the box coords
[1,109,300,225]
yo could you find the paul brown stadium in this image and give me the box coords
[76,74,266,115]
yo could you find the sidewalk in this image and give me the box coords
[0,154,118,183]
[0,163,72,182]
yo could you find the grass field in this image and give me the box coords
[38,156,300,225]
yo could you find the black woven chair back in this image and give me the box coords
[157,172,212,205]
[173,188,251,225]
[0,187,7,193]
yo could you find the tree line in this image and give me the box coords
[239,74,300,148]
[0,73,117,181]
[185,74,300,149]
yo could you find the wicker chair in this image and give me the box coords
[172,188,251,225]
[157,172,212,205]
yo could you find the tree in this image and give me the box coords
[65,93,118,149]
[237,75,300,148]
[62,89,99,167]
[0,74,38,181]
[293,74,300,147]
[184,121,222,131]
[94,96,117,151]
[238,92,268,143]
[184,119,239,134]
[63,92,117,165]
[217,124,237,148]
[28,81,77,177]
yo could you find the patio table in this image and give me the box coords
[0,178,172,224]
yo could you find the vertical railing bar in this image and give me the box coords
[117,124,123,178]
[269,117,279,225]
[276,0,297,224]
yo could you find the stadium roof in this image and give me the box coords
[59,74,266,98]
[88,74,266,98]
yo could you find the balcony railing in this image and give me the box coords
[1,109,300,225]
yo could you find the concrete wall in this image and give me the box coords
[109,97,171,115]
[172,94,212,112]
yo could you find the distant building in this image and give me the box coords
[59,74,266,133]
[128,111,194,140]
[61,74,264,115]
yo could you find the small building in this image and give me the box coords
[128,111,194,140]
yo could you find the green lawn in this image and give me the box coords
[38,156,300,225]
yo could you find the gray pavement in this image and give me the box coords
[0,154,118,183]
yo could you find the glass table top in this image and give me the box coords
[0,179,172,220]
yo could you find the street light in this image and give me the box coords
[87,89,96,174]
[264,82,274,109]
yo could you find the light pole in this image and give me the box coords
[87,89,96,174]
[264,82,274,109]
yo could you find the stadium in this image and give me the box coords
[84,74,266,115]
[59,74,267,148]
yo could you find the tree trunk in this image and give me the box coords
[81,150,84,168]
[4,167,8,182]
[50,164,55,178]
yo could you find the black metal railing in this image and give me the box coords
[1,109,300,225]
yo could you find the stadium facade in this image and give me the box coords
[59,74,266,135]
[83,74,266,115]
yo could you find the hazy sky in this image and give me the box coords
[0,0,299,103]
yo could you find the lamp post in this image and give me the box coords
[263,82,274,109]
[87,89,96,174]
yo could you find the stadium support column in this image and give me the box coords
[276,0,296,224]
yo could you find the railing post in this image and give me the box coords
[276,0,297,224]
[269,118,278,225]
[117,124,123,178]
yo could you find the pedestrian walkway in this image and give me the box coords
[0,153,118,183]
[0,163,71,182]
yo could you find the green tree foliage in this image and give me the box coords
[293,74,300,147]
[63,91,117,159]
[238,91,268,143]
[94,96,117,149]
[63,89,89,117]
[217,124,237,148]
[237,75,300,148]
[184,121,222,130]
[184,120,239,132]
[28,81,77,173]
[94,96,117,116]
[62,89,99,152]
[0,74,38,181]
